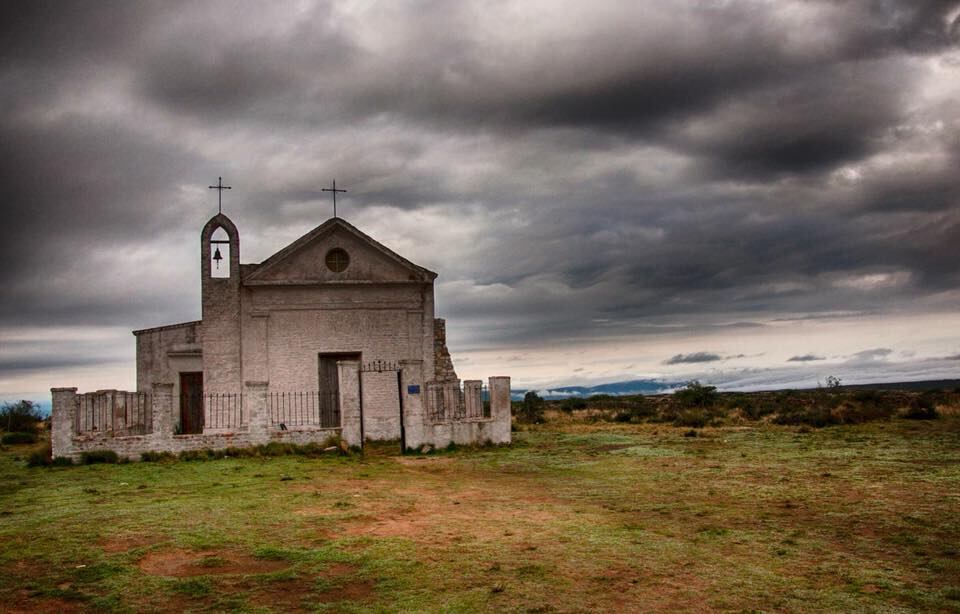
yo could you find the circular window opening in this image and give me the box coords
[325,248,350,273]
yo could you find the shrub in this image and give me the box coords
[519,391,545,424]
[27,444,52,467]
[772,404,836,428]
[559,398,588,412]
[262,442,296,456]
[52,456,74,467]
[613,400,656,423]
[903,395,939,420]
[0,400,43,433]
[141,451,177,462]
[81,449,119,464]
[831,399,895,424]
[673,408,709,428]
[674,381,719,409]
[2,431,38,445]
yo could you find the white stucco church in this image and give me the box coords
[51,206,511,460]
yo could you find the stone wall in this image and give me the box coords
[433,318,459,382]
[51,380,357,461]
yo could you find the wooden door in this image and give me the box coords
[179,372,204,434]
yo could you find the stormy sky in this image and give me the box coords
[2,0,960,401]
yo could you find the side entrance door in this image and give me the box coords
[179,372,204,434]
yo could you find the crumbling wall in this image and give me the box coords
[433,318,459,382]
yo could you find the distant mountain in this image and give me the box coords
[514,379,683,400]
[511,377,960,400]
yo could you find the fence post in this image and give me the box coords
[245,381,269,442]
[488,376,512,444]
[399,359,424,451]
[337,361,362,448]
[50,387,78,460]
[150,383,175,446]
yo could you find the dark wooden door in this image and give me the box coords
[179,372,204,434]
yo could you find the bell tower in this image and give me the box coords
[200,213,242,394]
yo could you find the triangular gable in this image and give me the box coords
[243,218,437,285]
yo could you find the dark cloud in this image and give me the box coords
[788,355,826,362]
[1,0,959,393]
[665,352,722,365]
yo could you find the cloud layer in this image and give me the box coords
[1,1,959,395]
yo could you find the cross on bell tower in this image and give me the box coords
[208,176,232,214]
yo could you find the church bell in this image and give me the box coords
[213,246,223,268]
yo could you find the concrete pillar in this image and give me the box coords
[150,383,175,441]
[488,376,512,444]
[337,361,362,448]
[244,381,270,441]
[463,380,483,418]
[400,360,424,451]
[50,387,77,460]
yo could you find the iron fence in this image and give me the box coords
[269,391,340,428]
[75,392,152,435]
[361,359,398,373]
[204,393,244,429]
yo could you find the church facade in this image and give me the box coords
[51,213,511,460]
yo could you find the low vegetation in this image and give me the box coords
[1,389,958,611]
[0,400,43,436]
[542,382,955,429]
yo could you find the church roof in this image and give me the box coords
[242,217,437,285]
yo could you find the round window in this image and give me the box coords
[325,248,349,273]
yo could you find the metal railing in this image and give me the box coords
[269,391,340,429]
[204,393,244,429]
[75,391,152,435]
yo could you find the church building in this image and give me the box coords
[51,204,511,460]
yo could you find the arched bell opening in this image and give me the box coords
[200,213,239,283]
[210,227,230,279]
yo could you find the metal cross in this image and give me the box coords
[208,176,232,214]
[321,179,347,218]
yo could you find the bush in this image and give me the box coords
[519,391,545,424]
[1,400,43,433]
[612,399,656,423]
[673,408,710,428]
[772,404,835,428]
[2,431,38,445]
[141,451,177,462]
[559,398,588,412]
[80,449,119,464]
[831,399,895,424]
[179,448,226,461]
[674,381,719,409]
[903,395,939,420]
[27,445,52,467]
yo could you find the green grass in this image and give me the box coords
[2,417,959,612]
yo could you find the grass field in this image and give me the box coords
[2,417,959,612]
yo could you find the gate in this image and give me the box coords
[359,360,405,451]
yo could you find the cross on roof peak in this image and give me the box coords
[321,179,347,218]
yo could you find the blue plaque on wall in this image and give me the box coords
[407,384,420,394]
